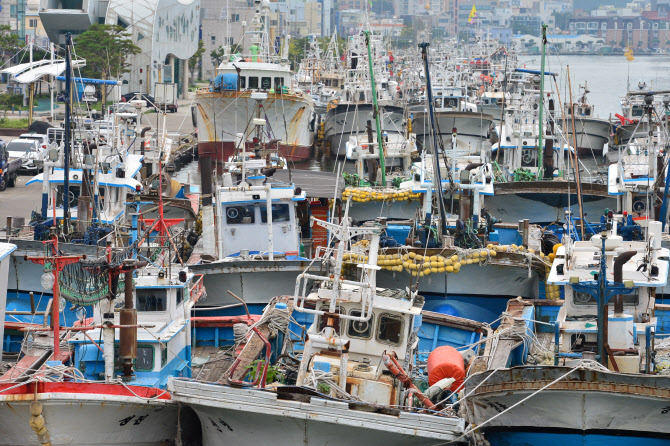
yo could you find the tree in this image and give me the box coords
[74,24,141,80]
[189,39,206,81]
[211,46,226,68]
[0,25,20,57]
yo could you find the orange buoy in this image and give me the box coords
[427,346,465,391]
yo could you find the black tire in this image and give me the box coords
[0,175,6,191]
[8,173,15,187]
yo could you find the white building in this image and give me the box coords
[39,0,199,98]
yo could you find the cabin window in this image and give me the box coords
[377,313,403,345]
[574,289,639,306]
[333,80,338,87]
[584,108,591,116]
[161,344,168,366]
[274,77,284,89]
[261,77,272,89]
[136,288,167,312]
[260,203,290,223]
[348,310,373,339]
[248,77,259,89]
[445,98,458,108]
[56,185,81,207]
[239,77,246,88]
[176,288,183,305]
[225,205,256,224]
[135,344,155,371]
[434,98,442,108]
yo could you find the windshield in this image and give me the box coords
[6,140,35,152]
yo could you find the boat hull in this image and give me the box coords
[486,181,616,224]
[0,382,176,446]
[413,111,494,155]
[324,103,404,158]
[559,117,611,156]
[464,367,670,446]
[195,91,314,161]
[169,379,467,445]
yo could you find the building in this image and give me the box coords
[38,0,199,98]
[305,1,322,35]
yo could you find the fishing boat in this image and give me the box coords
[170,208,470,445]
[323,32,404,159]
[559,82,612,157]
[187,119,313,313]
[462,217,670,446]
[195,0,314,162]
[0,226,206,445]
[412,85,495,157]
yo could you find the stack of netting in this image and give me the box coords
[58,241,139,306]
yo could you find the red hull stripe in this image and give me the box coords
[0,381,172,400]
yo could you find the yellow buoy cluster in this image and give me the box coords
[344,247,498,277]
[342,187,421,202]
[486,243,535,254]
[542,243,563,300]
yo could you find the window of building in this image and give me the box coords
[137,289,167,312]
[376,313,403,345]
[261,77,272,89]
[348,310,373,339]
[260,204,290,223]
[135,345,155,371]
[117,17,130,29]
[29,19,38,28]
[211,35,216,43]
[231,14,240,22]
[10,5,16,18]
[248,76,259,89]
[225,205,256,224]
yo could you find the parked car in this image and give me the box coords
[6,138,43,173]
[18,133,49,149]
[122,92,156,106]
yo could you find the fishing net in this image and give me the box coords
[57,241,140,306]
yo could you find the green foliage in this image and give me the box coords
[74,24,142,80]
[0,94,25,117]
[289,37,309,67]
[189,39,206,80]
[244,360,282,384]
[0,117,29,128]
[317,383,331,394]
[210,42,243,68]
[0,25,20,55]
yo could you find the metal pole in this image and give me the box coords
[538,24,547,179]
[63,33,72,233]
[597,233,608,367]
[567,65,585,239]
[363,31,386,185]
[50,42,54,121]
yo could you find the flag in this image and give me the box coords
[468,4,477,24]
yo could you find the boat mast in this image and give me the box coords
[537,24,547,178]
[363,31,386,185]
[63,32,73,233]
[419,42,448,238]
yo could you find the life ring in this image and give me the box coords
[480,74,485,80]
